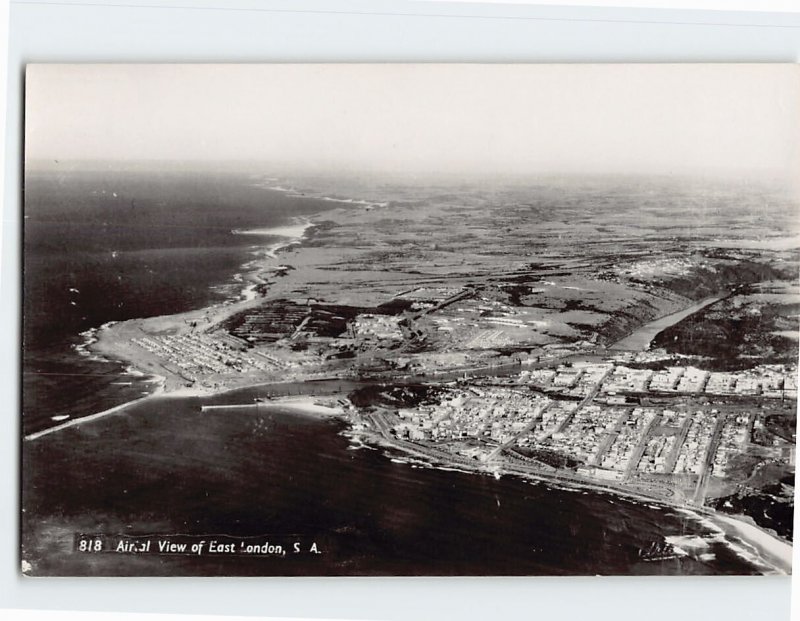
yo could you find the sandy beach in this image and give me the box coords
[711,512,794,575]
[263,395,345,417]
[23,213,333,441]
[233,217,315,257]
[233,217,313,240]
[84,213,320,396]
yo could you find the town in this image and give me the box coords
[354,359,797,508]
[116,272,796,515]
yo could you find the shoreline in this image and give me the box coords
[24,182,795,575]
[710,512,793,575]
[24,369,794,575]
[22,382,345,442]
[232,216,315,260]
[24,211,322,440]
[84,214,319,394]
[352,426,794,574]
[266,394,344,415]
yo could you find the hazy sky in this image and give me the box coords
[25,63,800,181]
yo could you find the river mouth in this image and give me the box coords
[21,396,760,577]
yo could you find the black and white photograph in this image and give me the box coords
[20,63,799,577]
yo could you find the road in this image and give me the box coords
[692,414,728,505]
[590,408,631,466]
[622,412,662,482]
[538,366,613,444]
[664,415,693,474]
[485,400,553,462]
[365,410,494,469]
[482,366,614,463]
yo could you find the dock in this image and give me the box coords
[200,403,262,412]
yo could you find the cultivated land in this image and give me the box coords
[86,176,798,571]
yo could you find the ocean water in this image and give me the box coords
[22,399,764,576]
[22,168,329,434]
[21,169,766,576]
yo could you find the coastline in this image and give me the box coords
[710,512,793,575]
[24,212,321,440]
[24,374,793,575]
[257,395,345,417]
[345,425,794,575]
[232,216,315,259]
[84,215,319,395]
[256,180,389,209]
[23,184,795,576]
[22,384,344,442]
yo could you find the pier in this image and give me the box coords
[200,403,262,412]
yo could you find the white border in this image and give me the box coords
[427,0,800,12]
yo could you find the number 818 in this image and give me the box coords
[77,538,102,552]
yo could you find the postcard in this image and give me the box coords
[21,64,798,576]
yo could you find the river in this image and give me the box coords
[610,295,726,352]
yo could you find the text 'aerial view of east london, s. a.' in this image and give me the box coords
[20,64,799,576]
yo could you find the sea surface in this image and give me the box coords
[21,169,768,575]
[23,168,330,435]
